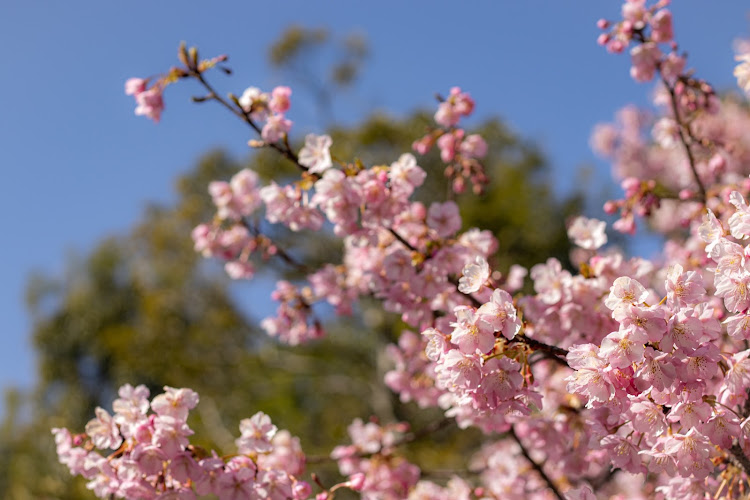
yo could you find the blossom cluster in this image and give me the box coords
[330,419,419,500]
[53,385,310,499]
[411,87,489,194]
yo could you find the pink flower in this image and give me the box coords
[599,330,644,369]
[437,130,460,162]
[134,85,165,123]
[458,256,490,294]
[604,276,648,311]
[230,168,262,216]
[566,365,613,407]
[151,387,199,421]
[389,153,426,197]
[663,428,714,479]
[427,201,461,238]
[714,272,750,313]
[225,260,254,280]
[261,114,293,143]
[476,288,521,340]
[450,306,495,354]
[629,43,661,83]
[269,86,292,114]
[85,407,123,450]
[459,134,487,159]
[217,467,256,500]
[650,10,673,43]
[567,216,607,250]
[612,304,667,343]
[152,415,194,457]
[434,87,475,127]
[600,435,643,473]
[478,358,523,407]
[298,134,333,174]
[236,411,278,454]
[239,86,269,119]
[124,77,147,96]
[728,191,750,239]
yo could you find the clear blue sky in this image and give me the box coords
[1,2,748,406]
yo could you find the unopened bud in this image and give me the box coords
[346,473,366,491]
[178,41,189,67]
[678,189,693,200]
[189,46,199,68]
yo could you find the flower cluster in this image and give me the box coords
[53,385,311,499]
[330,419,419,500]
[411,87,488,194]
[239,86,294,143]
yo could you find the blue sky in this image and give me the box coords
[1,2,748,405]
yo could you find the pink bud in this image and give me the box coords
[597,33,611,46]
[607,40,625,54]
[347,473,366,491]
[596,19,610,30]
[708,154,726,175]
[125,77,147,96]
[603,200,618,214]
[621,177,641,197]
[678,189,693,200]
[293,481,312,499]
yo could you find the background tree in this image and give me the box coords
[0,28,582,499]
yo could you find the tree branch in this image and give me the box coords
[660,74,707,204]
[510,426,565,500]
[729,443,750,475]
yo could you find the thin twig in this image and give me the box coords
[193,71,302,167]
[305,418,455,464]
[509,426,565,500]
[388,227,418,252]
[241,220,311,273]
[660,74,707,203]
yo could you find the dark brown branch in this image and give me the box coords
[729,443,750,475]
[510,426,565,500]
[660,74,707,204]
[510,335,569,363]
[588,466,619,491]
[396,417,454,446]
[241,220,311,273]
[388,227,418,253]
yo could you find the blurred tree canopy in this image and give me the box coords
[0,27,582,500]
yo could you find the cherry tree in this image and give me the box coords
[55,1,750,499]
